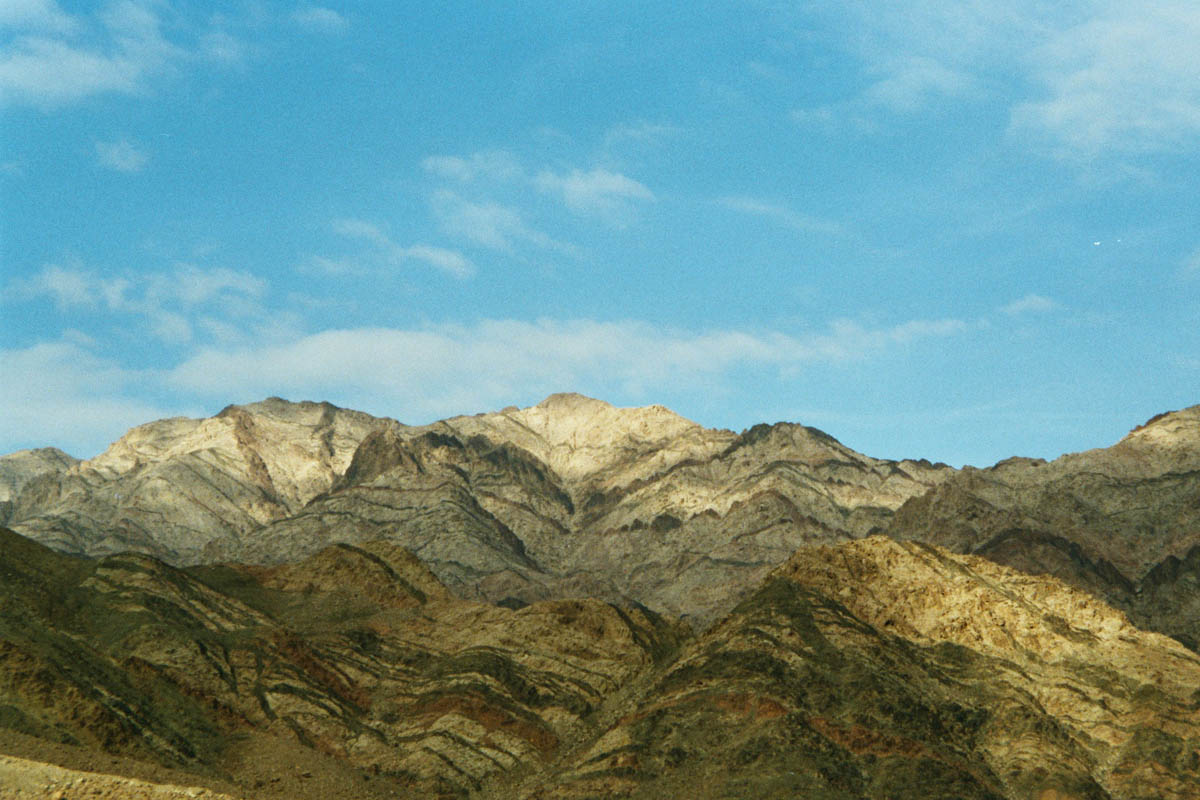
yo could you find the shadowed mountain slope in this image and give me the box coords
[4,527,1198,798]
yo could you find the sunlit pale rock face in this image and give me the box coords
[4,398,388,563]
[884,404,1200,650]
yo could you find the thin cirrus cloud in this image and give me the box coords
[430,191,563,253]
[1011,4,1200,156]
[95,138,148,172]
[793,2,1200,158]
[0,314,968,457]
[718,195,844,236]
[1000,294,1061,315]
[534,168,655,219]
[0,338,190,457]
[167,316,969,416]
[330,217,473,277]
[14,262,269,344]
[291,6,349,34]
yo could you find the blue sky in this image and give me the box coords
[2,0,1198,466]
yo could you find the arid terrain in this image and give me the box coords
[1,396,1197,798]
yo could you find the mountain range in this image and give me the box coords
[1,394,1197,798]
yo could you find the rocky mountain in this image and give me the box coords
[2,398,387,564]
[884,404,1200,649]
[3,394,954,625]
[3,395,1200,797]
[2,527,1197,798]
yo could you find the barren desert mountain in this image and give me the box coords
[3,398,389,564]
[6,397,1199,634]
[228,394,953,622]
[884,404,1200,649]
[2,396,1199,797]
[3,526,1197,798]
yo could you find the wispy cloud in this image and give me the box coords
[14,262,269,344]
[431,191,561,253]
[332,217,474,277]
[534,168,655,220]
[1000,294,1061,315]
[95,138,148,172]
[0,1,254,107]
[0,0,77,33]
[291,6,348,34]
[1011,4,1200,156]
[0,338,187,457]
[167,316,968,419]
[421,151,522,183]
[718,195,843,236]
[862,55,972,113]
[1182,247,1200,278]
[796,2,1200,158]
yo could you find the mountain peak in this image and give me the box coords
[533,392,614,412]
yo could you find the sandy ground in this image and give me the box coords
[0,753,245,799]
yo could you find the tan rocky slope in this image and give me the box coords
[884,404,1200,649]
[3,398,388,564]
[517,538,1200,799]
[3,527,1198,798]
[235,393,954,622]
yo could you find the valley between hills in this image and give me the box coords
[0,394,1198,798]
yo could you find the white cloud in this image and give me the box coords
[1182,248,1200,278]
[167,316,968,419]
[14,263,269,344]
[1011,4,1200,156]
[200,30,246,65]
[1000,294,1061,315]
[431,190,561,252]
[0,0,249,107]
[812,2,1200,156]
[95,138,148,172]
[863,56,971,113]
[534,168,655,219]
[404,245,473,279]
[718,195,844,236]
[0,339,185,457]
[291,6,348,33]
[421,151,522,183]
[331,216,475,277]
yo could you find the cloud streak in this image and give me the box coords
[167,316,968,418]
[332,217,474,277]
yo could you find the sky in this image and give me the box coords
[1,0,1198,467]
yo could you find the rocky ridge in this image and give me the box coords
[3,398,388,564]
[883,404,1200,649]
[3,525,1198,798]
